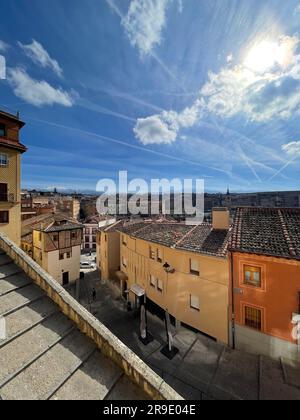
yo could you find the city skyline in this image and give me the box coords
[1,0,300,192]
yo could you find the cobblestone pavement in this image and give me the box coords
[69,270,300,400]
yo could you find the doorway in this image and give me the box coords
[62,271,69,286]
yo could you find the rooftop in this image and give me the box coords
[119,222,230,257]
[22,213,83,239]
[229,207,300,260]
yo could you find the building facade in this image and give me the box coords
[0,110,27,245]
[118,210,230,344]
[21,213,83,285]
[229,207,300,361]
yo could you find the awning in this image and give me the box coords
[130,284,145,297]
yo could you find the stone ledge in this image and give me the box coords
[0,233,183,400]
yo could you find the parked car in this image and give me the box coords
[80,261,94,269]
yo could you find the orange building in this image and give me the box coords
[229,207,300,362]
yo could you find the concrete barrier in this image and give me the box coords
[0,233,183,400]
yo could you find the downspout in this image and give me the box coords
[230,251,236,350]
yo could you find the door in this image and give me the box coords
[0,183,7,202]
[62,271,69,286]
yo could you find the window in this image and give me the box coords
[150,247,156,260]
[92,244,96,249]
[53,234,59,242]
[0,123,6,137]
[244,265,261,288]
[0,183,8,202]
[71,232,76,240]
[157,249,163,263]
[157,279,163,292]
[150,274,156,288]
[92,236,96,242]
[245,306,262,331]
[190,259,200,276]
[190,295,200,311]
[66,252,71,259]
[0,154,8,167]
[59,253,64,260]
[85,236,89,243]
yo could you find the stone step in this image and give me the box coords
[0,273,31,297]
[105,374,150,400]
[0,284,44,316]
[0,312,74,387]
[0,329,96,400]
[50,350,123,400]
[0,297,59,349]
[0,263,22,280]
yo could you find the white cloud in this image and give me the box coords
[122,0,170,57]
[134,34,300,144]
[7,68,76,107]
[282,141,300,157]
[0,40,9,52]
[134,115,176,145]
[294,4,300,15]
[18,40,63,77]
[134,99,205,145]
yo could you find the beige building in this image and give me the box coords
[21,213,83,285]
[97,220,127,282]
[0,110,27,245]
[98,209,230,344]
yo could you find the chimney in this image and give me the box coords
[212,207,230,230]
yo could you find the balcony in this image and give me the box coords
[0,193,15,203]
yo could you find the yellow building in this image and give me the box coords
[118,209,230,344]
[97,220,129,281]
[0,110,27,245]
[21,213,83,285]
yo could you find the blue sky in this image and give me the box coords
[0,0,300,193]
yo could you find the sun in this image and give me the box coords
[244,39,290,73]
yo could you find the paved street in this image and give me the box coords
[69,270,300,400]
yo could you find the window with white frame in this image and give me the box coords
[0,154,8,167]
[190,295,200,311]
[157,279,163,292]
[150,274,156,288]
[190,259,200,276]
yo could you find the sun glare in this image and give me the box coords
[244,39,291,73]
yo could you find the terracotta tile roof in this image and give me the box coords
[176,224,229,257]
[21,213,82,238]
[229,207,300,260]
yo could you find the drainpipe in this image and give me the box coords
[230,251,236,350]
